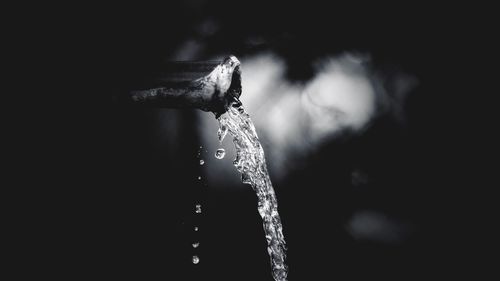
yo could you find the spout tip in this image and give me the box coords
[223,55,241,68]
[207,55,242,116]
[222,56,242,109]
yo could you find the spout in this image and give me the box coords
[121,56,241,116]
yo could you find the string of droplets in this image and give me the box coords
[216,101,288,281]
[192,146,204,265]
[192,142,225,266]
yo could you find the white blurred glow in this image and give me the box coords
[302,55,375,142]
[199,52,417,187]
[347,210,415,244]
[239,53,378,180]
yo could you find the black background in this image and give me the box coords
[13,1,492,280]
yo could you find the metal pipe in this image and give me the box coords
[119,56,241,116]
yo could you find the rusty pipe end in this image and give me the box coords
[126,55,242,116]
[204,55,242,116]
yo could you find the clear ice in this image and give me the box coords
[216,101,288,281]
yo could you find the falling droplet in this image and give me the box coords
[192,255,200,264]
[192,242,199,248]
[215,148,226,159]
[195,204,202,214]
[194,226,199,231]
[199,159,205,165]
[197,176,201,180]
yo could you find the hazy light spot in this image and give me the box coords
[192,255,200,264]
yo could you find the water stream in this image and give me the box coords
[216,100,288,281]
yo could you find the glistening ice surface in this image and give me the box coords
[217,100,288,281]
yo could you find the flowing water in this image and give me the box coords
[216,100,288,281]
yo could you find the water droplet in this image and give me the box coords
[215,148,226,159]
[217,124,228,142]
[194,226,199,231]
[197,176,201,180]
[192,242,199,248]
[192,255,200,264]
[199,159,205,165]
[195,204,202,213]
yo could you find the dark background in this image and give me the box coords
[16,1,491,280]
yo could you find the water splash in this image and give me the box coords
[217,101,288,281]
[215,148,226,159]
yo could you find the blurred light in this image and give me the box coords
[197,52,417,187]
[347,210,415,244]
